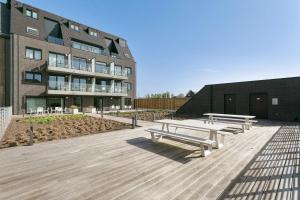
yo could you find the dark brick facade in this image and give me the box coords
[177,77,300,121]
[1,0,136,114]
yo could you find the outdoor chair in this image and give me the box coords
[36,107,44,115]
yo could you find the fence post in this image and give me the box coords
[135,114,138,126]
[132,117,135,129]
[29,125,33,146]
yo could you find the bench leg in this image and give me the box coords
[200,144,212,157]
[151,133,162,143]
[241,124,245,133]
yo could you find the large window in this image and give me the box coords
[72,57,91,71]
[71,40,105,55]
[49,53,66,68]
[26,48,42,60]
[72,77,90,92]
[26,97,46,113]
[95,62,109,74]
[26,9,38,19]
[26,26,39,36]
[124,67,132,76]
[125,82,132,91]
[114,81,122,93]
[48,75,66,90]
[25,72,42,84]
[114,65,123,76]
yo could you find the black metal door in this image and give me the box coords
[224,94,236,114]
[250,93,268,119]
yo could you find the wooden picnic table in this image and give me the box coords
[155,119,229,149]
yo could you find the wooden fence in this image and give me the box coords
[134,98,189,110]
[0,106,12,139]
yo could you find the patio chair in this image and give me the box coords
[110,105,115,110]
[36,107,44,115]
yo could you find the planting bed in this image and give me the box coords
[0,114,130,149]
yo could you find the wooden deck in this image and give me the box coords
[219,124,300,200]
[0,121,297,200]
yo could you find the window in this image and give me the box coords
[26,26,39,36]
[125,82,132,91]
[90,31,97,37]
[70,24,80,32]
[49,53,66,68]
[71,40,105,55]
[26,48,42,60]
[95,62,109,74]
[26,9,38,19]
[124,67,132,76]
[114,65,123,76]
[25,72,42,84]
[72,57,91,71]
[26,97,46,113]
[48,75,66,90]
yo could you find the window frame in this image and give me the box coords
[89,31,98,37]
[24,71,43,84]
[124,67,132,76]
[26,9,38,19]
[70,24,80,32]
[25,47,42,60]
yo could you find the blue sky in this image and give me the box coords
[10,0,300,96]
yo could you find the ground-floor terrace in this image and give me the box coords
[0,118,298,200]
[24,96,133,114]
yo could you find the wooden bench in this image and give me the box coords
[146,128,215,157]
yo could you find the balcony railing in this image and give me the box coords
[71,83,93,92]
[48,61,69,68]
[48,81,69,91]
[48,81,128,95]
[114,86,127,94]
[95,84,111,93]
[71,63,92,72]
[47,36,64,45]
[95,66,110,74]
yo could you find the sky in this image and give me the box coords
[8,0,300,97]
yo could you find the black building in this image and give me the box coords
[177,77,300,121]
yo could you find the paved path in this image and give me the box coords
[0,121,287,200]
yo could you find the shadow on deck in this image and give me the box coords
[126,137,202,164]
[217,124,300,200]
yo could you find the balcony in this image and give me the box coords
[47,82,128,97]
[47,61,128,80]
[47,36,64,46]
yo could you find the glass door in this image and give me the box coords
[73,96,82,112]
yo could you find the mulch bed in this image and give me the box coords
[0,115,130,149]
